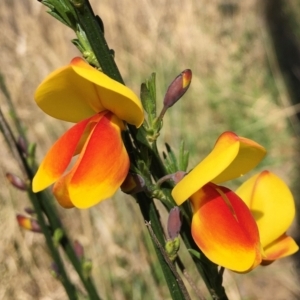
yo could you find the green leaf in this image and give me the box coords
[140,73,157,126]
[47,11,71,27]
[187,249,201,260]
[178,140,189,171]
[162,143,179,174]
[41,0,78,30]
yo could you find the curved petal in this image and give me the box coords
[236,171,295,248]
[53,112,130,208]
[32,115,98,192]
[71,57,144,127]
[52,173,74,208]
[262,234,299,262]
[191,183,261,272]
[34,64,100,123]
[172,132,266,205]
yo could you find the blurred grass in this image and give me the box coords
[0,0,300,299]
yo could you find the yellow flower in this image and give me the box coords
[172,131,266,271]
[32,57,144,208]
[236,171,299,266]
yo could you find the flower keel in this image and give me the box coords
[191,183,261,272]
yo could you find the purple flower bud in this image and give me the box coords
[164,69,192,109]
[24,207,35,215]
[16,214,42,233]
[171,171,187,184]
[74,240,84,260]
[6,173,27,191]
[17,136,28,156]
[50,262,61,278]
[167,207,182,240]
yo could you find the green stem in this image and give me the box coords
[37,190,101,300]
[74,0,123,83]
[0,109,78,299]
[69,1,228,299]
[136,194,188,300]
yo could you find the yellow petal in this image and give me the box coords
[172,132,266,205]
[71,57,144,127]
[262,234,299,262]
[236,171,295,248]
[35,64,99,123]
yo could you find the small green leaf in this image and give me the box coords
[47,11,70,27]
[178,140,189,171]
[188,249,201,260]
[53,228,64,247]
[140,73,157,125]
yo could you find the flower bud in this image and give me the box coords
[16,214,42,233]
[24,207,35,215]
[121,173,146,194]
[50,262,61,279]
[171,171,187,184]
[167,206,182,239]
[6,173,27,191]
[163,69,192,109]
[74,240,84,260]
[17,136,28,156]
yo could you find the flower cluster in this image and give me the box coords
[33,58,298,273]
[172,131,298,272]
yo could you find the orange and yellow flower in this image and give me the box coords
[236,171,298,266]
[172,131,298,272]
[32,57,144,209]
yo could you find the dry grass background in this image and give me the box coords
[0,0,300,299]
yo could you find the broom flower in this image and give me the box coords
[171,131,267,272]
[32,57,144,209]
[236,171,299,266]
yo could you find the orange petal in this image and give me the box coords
[52,173,74,208]
[236,171,295,248]
[172,131,266,205]
[32,116,97,192]
[191,183,261,272]
[53,112,130,208]
[262,234,299,262]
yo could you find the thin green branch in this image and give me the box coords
[73,0,123,82]
[145,221,191,300]
[0,108,78,300]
